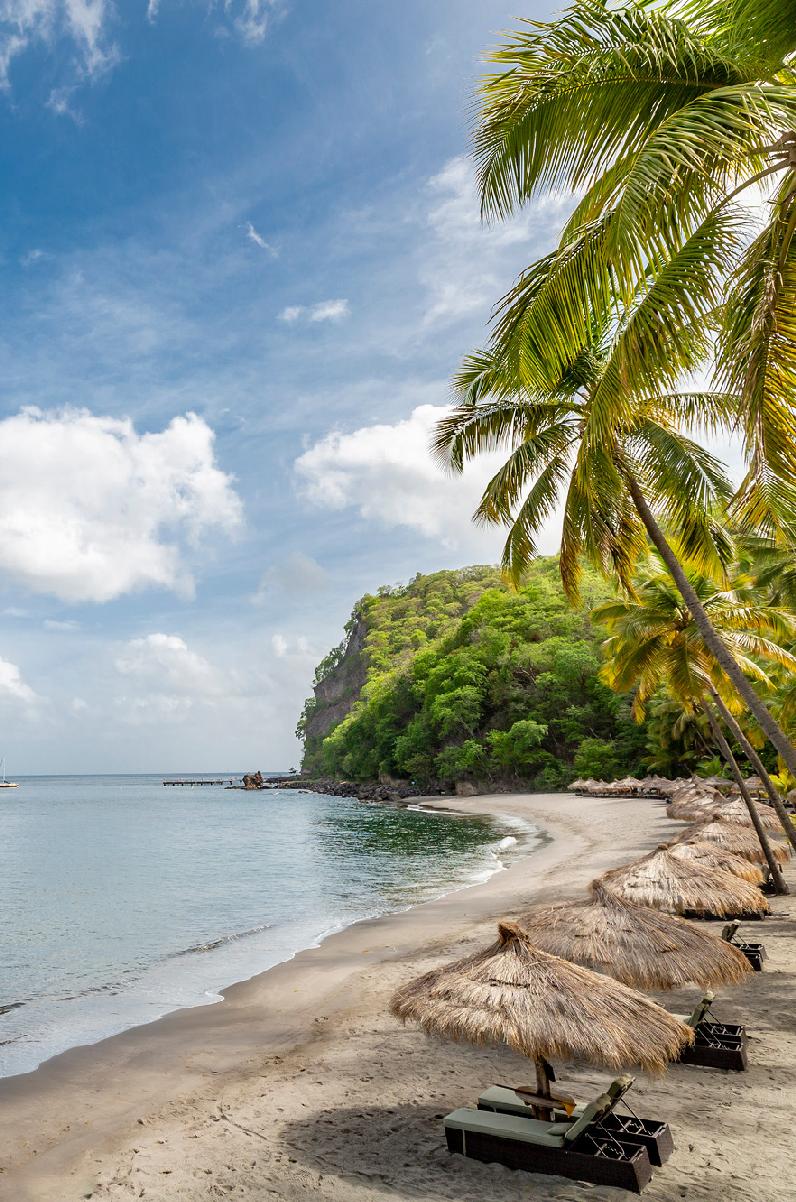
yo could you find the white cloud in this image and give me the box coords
[111,630,284,726]
[146,0,159,22]
[252,551,328,604]
[271,632,310,658]
[420,155,573,327]
[114,692,195,726]
[43,618,79,631]
[0,0,119,91]
[46,85,83,123]
[0,656,38,705]
[294,402,563,556]
[227,0,274,44]
[278,298,350,324]
[310,298,349,322]
[244,220,278,258]
[0,407,242,603]
[115,633,222,696]
[279,305,304,323]
[113,632,220,726]
[21,248,46,266]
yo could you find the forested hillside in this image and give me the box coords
[298,560,649,789]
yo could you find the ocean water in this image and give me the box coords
[0,775,539,1079]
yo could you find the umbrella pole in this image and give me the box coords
[534,1058,553,1121]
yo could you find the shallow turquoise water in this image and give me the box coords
[0,775,538,1078]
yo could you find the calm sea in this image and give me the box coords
[0,775,538,1078]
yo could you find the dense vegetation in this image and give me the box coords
[300,560,648,788]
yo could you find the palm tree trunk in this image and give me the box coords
[709,688,796,851]
[625,475,796,779]
[702,702,789,895]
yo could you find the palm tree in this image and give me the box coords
[594,564,796,886]
[462,0,796,774]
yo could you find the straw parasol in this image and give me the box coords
[713,798,783,830]
[599,846,770,917]
[666,793,723,821]
[518,881,752,990]
[666,839,766,883]
[674,819,791,866]
[391,921,693,1115]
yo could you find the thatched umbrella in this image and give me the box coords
[518,882,751,990]
[666,839,765,883]
[391,921,693,1116]
[613,777,641,794]
[666,793,723,821]
[674,819,791,867]
[713,798,782,830]
[599,846,770,917]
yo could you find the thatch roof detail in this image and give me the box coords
[712,799,782,830]
[666,794,722,821]
[390,921,693,1072]
[599,846,770,917]
[517,882,751,990]
[666,839,765,883]
[674,819,790,866]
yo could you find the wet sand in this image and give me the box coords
[1,790,792,1201]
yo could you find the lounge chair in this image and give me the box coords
[722,919,767,971]
[444,1089,654,1192]
[477,1075,673,1167]
[675,991,748,1072]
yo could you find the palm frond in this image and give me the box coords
[476,4,749,220]
[719,171,796,528]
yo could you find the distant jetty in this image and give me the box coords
[162,778,237,787]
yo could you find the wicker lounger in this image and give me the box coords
[732,940,767,971]
[444,1093,654,1193]
[722,920,767,971]
[477,1079,673,1167]
[675,992,748,1072]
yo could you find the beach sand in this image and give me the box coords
[1,791,794,1201]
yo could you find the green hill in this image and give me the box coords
[298,560,648,789]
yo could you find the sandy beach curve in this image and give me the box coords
[0,790,793,1201]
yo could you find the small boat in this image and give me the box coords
[0,757,19,788]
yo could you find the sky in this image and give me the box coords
[0,0,746,774]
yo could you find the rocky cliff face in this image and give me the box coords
[303,614,368,745]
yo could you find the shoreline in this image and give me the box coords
[2,790,789,1201]
[0,797,535,1083]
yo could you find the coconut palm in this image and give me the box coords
[433,330,736,601]
[465,0,796,776]
[594,564,796,883]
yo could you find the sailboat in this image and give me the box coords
[0,757,19,788]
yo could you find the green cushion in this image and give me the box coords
[444,1108,567,1149]
[684,991,715,1027]
[564,1094,612,1143]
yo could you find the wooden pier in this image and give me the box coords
[162,778,237,786]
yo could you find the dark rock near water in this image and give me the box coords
[242,771,264,790]
[263,775,449,806]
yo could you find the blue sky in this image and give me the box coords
[0,0,739,774]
